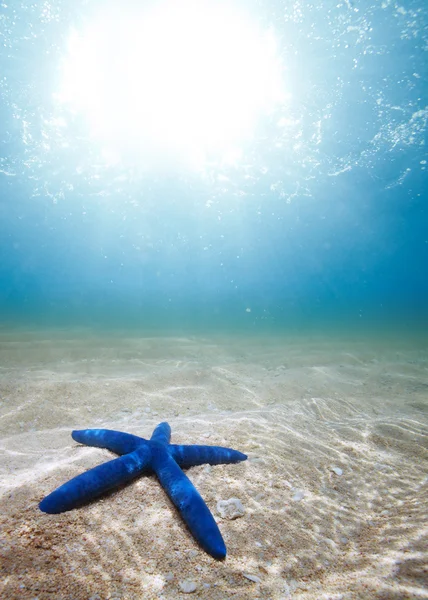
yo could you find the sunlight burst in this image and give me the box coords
[56,0,285,168]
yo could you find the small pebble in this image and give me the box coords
[179,580,197,593]
[243,573,261,584]
[217,498,245,519]
[332,467,343,476]
[292,490,305,502]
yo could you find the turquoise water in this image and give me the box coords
[0,0,426,336]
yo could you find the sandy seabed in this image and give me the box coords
[0,328,427,600]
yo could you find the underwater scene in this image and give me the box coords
[0,0,427,598]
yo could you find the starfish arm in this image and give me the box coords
[39,446,152,514]
[170,444,247,468]
[72,429,145,455]
[150,422,171,445]
[151,444,226,560]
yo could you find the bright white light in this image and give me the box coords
[56,0,285,169]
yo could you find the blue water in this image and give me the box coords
[0,0,427,336]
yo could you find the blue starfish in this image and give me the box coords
[39,422,247,559]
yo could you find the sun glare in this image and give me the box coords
[56,0,285,169]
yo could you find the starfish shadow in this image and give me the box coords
[39,422,247,559]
